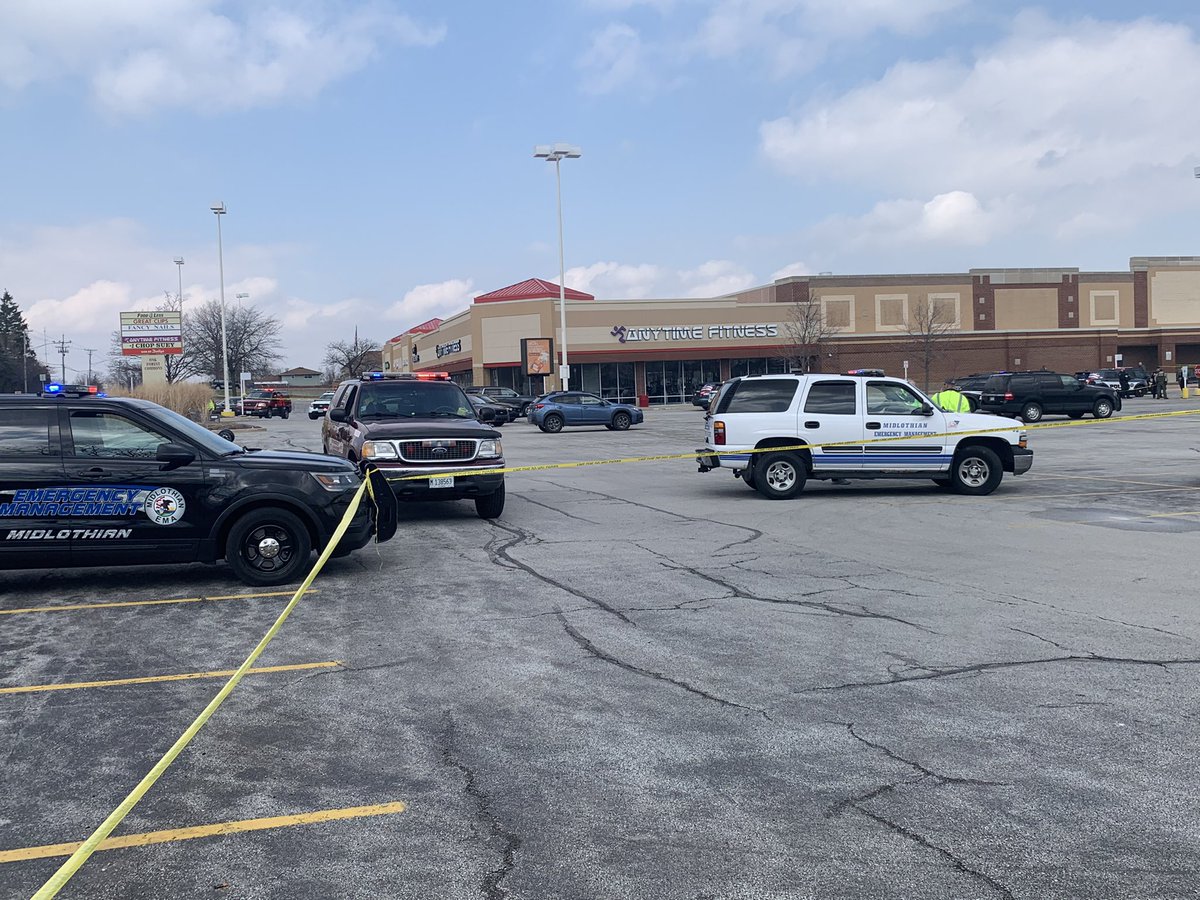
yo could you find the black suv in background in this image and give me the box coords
[322,373,507,518]
[467,386,538,416]
[0,389,396,586]
[979,371,1120,422]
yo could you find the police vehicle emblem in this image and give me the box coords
[144,487,186,525]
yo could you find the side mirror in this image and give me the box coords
[328,408,348,423]
[156,442,196,470]
[478,407,496,422]
[919,402,935,416]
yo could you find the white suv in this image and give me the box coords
[696,373,1032,499]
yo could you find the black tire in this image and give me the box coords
[1093,398,1114,419]
[280,409,290,419]
[1068,412,1084,419]
[612,411,632,431]
[475,483,505,519]
[754,451,807,500]
[741,468,758,490]
[520,403,531,416]
[1020,401,1043,423]
[225,508,312,586]
[309,413,319,420]
[949,446,1003,496]
[543,414,564,433]
[218,428,236,443]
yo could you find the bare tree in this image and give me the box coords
[903,295,958,390]
[324,334,381,380]
[183,298,284,384]
[105,329,142,389]
[778,294,837,374]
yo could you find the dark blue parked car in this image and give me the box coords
[529,392,644,433]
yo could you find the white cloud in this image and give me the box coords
[679,259,756,296]
[580,23,647,94]
[771,261,811,279]
[385,278,475,322]
[761,14,1200,249]
[564,261,663,297]
[761,15,1200,195]
[581,0,966,89]
[0,0,445,114]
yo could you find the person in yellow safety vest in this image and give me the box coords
[929,381,972,412]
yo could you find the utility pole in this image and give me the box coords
[81,348,97,385]
[52,334,71,383]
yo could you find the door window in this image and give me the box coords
[803,382,857,414]
[0,408,54,457]
[866,382,925,415]
[68,411,173,459]
[720,380,798,413]
[579,395,605,407]
[1058,375,1081,390]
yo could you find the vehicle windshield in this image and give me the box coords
[357,381,474,418]
[147,405,245,455]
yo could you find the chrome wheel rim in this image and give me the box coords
[244,525,294,573]
[765,461,797,492]
[957,456,990,488]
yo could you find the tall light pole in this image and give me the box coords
[534,143,582,391]
[174,256,185,315]
[211,202,234,418]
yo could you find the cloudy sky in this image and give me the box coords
[3,0,1200,377]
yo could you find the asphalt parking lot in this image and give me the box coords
[2,397,1200,899]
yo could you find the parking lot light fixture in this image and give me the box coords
[534,143,582,392]
[211,202,234,418]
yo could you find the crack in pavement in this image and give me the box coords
[854,805,1015,899]
[840,723,1005,788]
[440,716,522,900]
[487,522,634,625]
[1007,627,1078,653]
[803,655,1200,692]
[516,492,604,524]
[636,545,936,633]
[545,481,764,548]
[555,608,771,720]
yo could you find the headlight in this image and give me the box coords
[477,439,502,459]
[362,440,398,459]
[310,471,359,491]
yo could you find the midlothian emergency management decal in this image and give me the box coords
[0,485,187,526]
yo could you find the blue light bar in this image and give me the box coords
[44,383,63,394]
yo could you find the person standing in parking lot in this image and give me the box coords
[1156,368,1168,399]
[930,381,972,412]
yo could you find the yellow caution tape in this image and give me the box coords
[386,406,1200,482]
[30,480,370,899]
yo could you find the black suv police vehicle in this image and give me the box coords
[322,372,506,519]
[978,371,1120,421]
[0,386,396,586]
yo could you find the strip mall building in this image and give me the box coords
[382,258,1200,404]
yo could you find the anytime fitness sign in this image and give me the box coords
[610,323,779,344]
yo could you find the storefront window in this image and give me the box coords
[565,363,637,403]
[488,366,546,396]
[731,357,788,378]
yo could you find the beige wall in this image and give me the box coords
[480,312,546,364]
[1078,281,1133,328]
[1149,269,1200,326]
[995,288,1058,330]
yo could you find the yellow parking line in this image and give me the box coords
[0,801,407,864]
[1142,510,1200,519]
[1037,473,1180,489]
[0,661,341,696]
[0,590,309,616]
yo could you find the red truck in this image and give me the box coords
[242,389,292,419]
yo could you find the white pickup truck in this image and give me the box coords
[696,373,1032,499]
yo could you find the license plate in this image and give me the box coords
[429,476,454,488]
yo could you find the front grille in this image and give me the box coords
[398,439,478,462]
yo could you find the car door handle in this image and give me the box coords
[804,421,820,429]
[866,422,881,430]
[71,466,115,478]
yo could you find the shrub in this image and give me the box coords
[109,383,216,422]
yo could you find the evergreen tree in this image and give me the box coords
[0,290,48,392]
